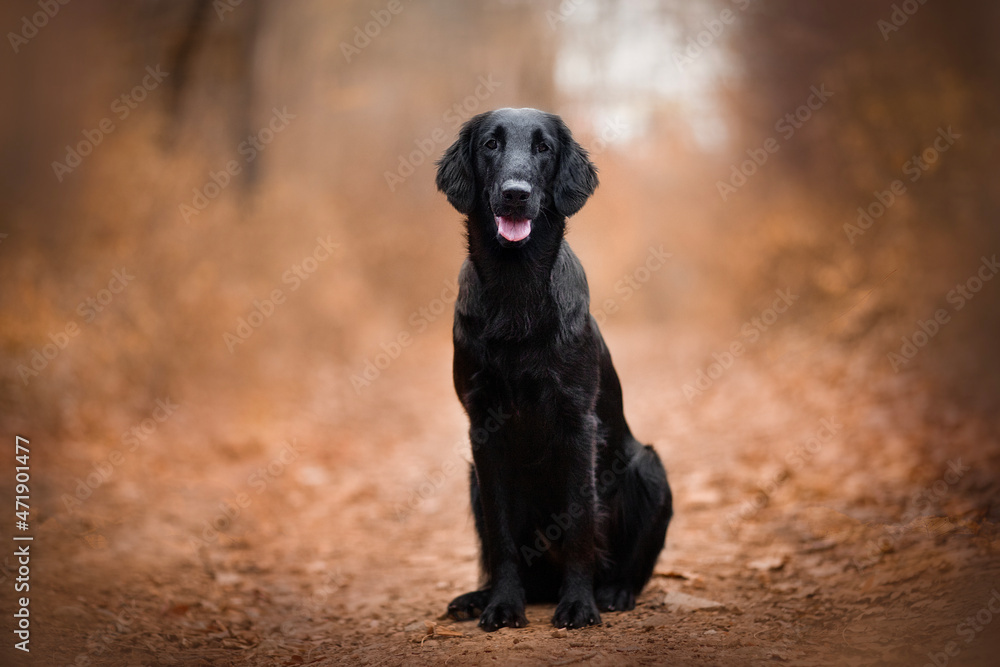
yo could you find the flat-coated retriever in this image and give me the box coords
[436,108,672,631]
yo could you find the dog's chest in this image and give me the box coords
[480,349,556,411]
[472,345,593,425]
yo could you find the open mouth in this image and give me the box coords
[495,215,532,242]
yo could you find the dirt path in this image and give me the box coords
[9,326,1000,666]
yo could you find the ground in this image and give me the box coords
[9,324,1000,667]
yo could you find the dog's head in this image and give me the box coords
[436,108,598,248]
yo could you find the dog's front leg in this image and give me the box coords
[473,447,529,631]
[552,430,602,629]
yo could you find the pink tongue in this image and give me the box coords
[496,216,532,242]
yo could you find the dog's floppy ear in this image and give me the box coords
[552,116,599,218]
[436,112,490,215]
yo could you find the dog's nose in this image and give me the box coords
[501,180,532,204]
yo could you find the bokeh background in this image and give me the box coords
[1,1,999,665]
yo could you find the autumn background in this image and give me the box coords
[1,1,999,665]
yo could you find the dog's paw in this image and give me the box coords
[478,599,528,631]
[595,585,635,612]
[552,596,601,629]
[447,589,491,621]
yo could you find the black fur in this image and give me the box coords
[436,108,672,631]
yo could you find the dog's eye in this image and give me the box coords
[536,142,550,153]
[484,138,498,150]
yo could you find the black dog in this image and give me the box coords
[436,108,672,631]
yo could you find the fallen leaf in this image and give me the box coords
[663,591,726,612]
[748,556,788,572]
